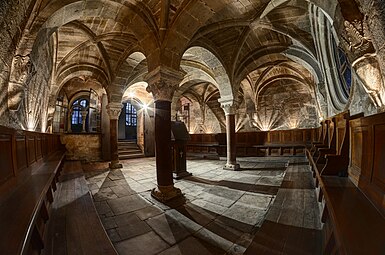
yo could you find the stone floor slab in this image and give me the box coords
[115,231,169,255]
[108,195,151,215]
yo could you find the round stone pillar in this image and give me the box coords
[145,66,185,202]
[81,110,88,132]
[220,100,240,170]
[67,110,72,132]
[107,103,123,169]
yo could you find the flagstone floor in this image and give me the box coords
[83,156,320,255]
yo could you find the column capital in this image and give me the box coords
[145,66,185,102]
[106,103,123,120]
[219,97,238,115]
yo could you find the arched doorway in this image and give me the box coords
[118,100,139,141]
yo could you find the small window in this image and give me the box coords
[125,103,137,127]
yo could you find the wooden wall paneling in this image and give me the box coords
[372,124,385,190]
[36,134,42,160]
[293,130,303,143]
[282,130,292,143]
[47,136,53,154]
[357,125,373,184]
[27,133,36,165]
[237,133,246,145]
[368,123,385,216]
[0,133,15,184]
[269,131,280,143]
[15,133,28,172]
[41,135,48,157]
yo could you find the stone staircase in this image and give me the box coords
[118,140,144,160]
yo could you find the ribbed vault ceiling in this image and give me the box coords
[23,0,327,127]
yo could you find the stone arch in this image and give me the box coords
[182,46,234,102]
[111,51,149,104]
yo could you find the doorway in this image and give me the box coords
[118,101,138,141]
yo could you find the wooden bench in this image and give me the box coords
[0,126,64,255]
[186,143,219,154]
[309,120,329,154]
[44,161,117,255]
[306,112,385,254]
[187,129,317,157]
[253,144,306,156]
[319,176,385,254]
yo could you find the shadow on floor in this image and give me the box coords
[185,176,280,196]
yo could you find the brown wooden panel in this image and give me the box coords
[372,124,385,190]
[47,136,53,154]
[336,127,345,153]
[282,131,292,143]
[293,130,304,142]
[41,135,48,157]
[350,125,373,181]
[0,134,14,183]
[36,135,42,160]
[269,132,280,143]
[16,135,27,171]
[27,135,36,165]
[237,133,246,144]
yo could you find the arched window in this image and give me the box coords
[336,47,352,99]
[125,103,137,127]
[71,99,88,132]
[331,40,352,104]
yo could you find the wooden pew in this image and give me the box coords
[318,176,385,254]
[306,112,385,254]
[186,133,219,156]
[309,120,328,153]
[0,125,65,255]
[187,129,317,158]
[310,120,329,155]
[312,119,335,159]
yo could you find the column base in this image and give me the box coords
[109,161,122,169]
[223,163,240,171]
[173,171,192,180]
[151,185,182,202]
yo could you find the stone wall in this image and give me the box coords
[188,101,223,134]
[61,134,102,161]
[0,0,36,127]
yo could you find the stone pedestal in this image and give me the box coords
[220,100,240,170]
[172,141,192,180]
[146,66,185,202]
[107,103,123,169]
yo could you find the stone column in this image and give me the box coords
[220,100,240,170]
[67,110,72,132]
[81,110,88,132]
[107,103,123,169]
[145,66,185,202]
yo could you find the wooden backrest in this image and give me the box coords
[327,118,336,148]
[316,121,325,142]
[189,129,318,147]
[0,126,62,194]
[321,120,329,144]
[334,112,350,155]
[349,111,385,217]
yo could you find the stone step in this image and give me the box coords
[118,150,143,156]
[118,153,145,160]
[118,146,140,151]
[117,140,143,160]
